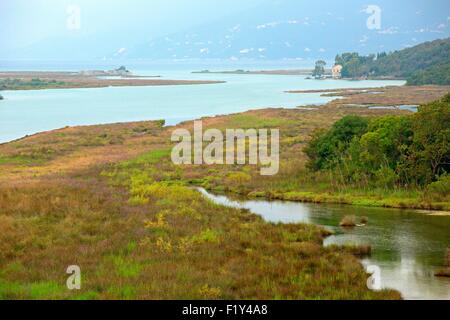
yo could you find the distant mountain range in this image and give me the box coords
[336,37,450,85]
[124,0,450,62]
[2,0,449,63]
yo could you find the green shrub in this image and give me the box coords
[427,174,450,200]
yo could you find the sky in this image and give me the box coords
[1,0,261,49]
[1,0,449,63]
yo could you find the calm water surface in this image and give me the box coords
[0,69,404,143]
[198,188,450,300]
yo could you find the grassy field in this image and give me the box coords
[2,97,447,300]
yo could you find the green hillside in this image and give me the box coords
[335,38,450,85]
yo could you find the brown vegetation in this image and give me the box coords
[288,85,450,107]
[340,216,357,227]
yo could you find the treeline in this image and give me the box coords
[335,38,450,85]
[305,94,450,196]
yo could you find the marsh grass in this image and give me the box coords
[0,120,165,167]
[0,154,400,299]
[0,107,414,300]
[163,109,448,211]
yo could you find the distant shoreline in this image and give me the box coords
[192,69,315,76]
[192,69,403,81]
[0,71,225,91]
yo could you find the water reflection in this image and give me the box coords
[198,188,450,300]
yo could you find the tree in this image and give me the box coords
[408,95,450,184]
[312,60,327,79]
[305,116,368,171]
[304,94,450,188]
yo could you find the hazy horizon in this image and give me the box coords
[1,0,449,65]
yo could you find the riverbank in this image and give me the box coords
[199,188,450,300]
[0,71,224,91]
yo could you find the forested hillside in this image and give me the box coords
[335,38,450,85]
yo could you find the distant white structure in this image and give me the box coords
[332,64,343,79]
[79,66,132,77]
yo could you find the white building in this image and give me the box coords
[332,65,343,79]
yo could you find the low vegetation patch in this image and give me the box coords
[0,78,68,90]
[340,216,357,228]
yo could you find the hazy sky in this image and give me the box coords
[1,0,449,62]
[1,0,262,49]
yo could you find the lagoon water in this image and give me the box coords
[198,188,450,300]
[0,69,405,143]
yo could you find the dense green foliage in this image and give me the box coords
[335,53,377,79]
[306,94,450,189]
[0,78,67,90]
[335,38,450,85]
[407,61,450,85]
[305,116,369,171]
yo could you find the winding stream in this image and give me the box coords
[198,188,450,300]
